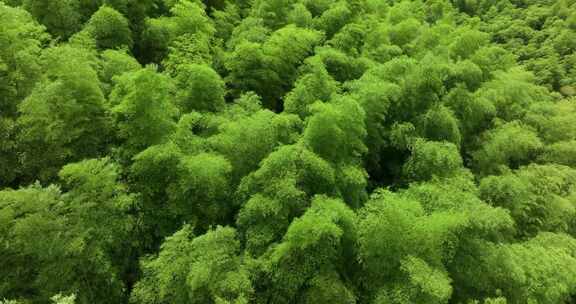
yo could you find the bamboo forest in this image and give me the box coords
[1,0,576,303]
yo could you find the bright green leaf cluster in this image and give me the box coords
[1,0,576,303]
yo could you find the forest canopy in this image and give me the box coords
[1,0,576,303]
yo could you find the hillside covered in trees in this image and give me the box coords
[1,0,576,303]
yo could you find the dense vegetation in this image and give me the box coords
[1,0,576,303]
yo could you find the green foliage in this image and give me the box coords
[236,144,337,255]
[524,99,576,143]
[284,62,340,118]
[403,139,463,181]
[163,32,215,72]
[0,3,49,186]
[357,189,468,298]
[473,121,543,175]
[312,1,353,38]
[475,68,551,121]
[140,0,215,63]
[303,96,367,164]
[480,164,576,237]
[237,143,337,204]
[314,46,368,82]
[131,225,252,304]
[455,235,576,304]
[374,256,453,304]
[129,142,184,245]
[263,24,325,79]
[539,140,576,167]
[17,46,110,182]
[251,0,298,29]
[418,105,462,146]
[208,104,302,183]
[4,0,576,303]
[82,5,133,50]
[443,86,495,141]
[224,41,276,106]
[0,2,48,117]
[129,142,235,247]
[470,46,516,80]
[97,49,141,95]
[257,195,357,303]
[110,66,178,157]
[170,152,233,226]
[226,25,323,109]
[450,29,490,60]
[174,64,226,113]
[51,294,76,304]
[23,0,82,38]
[0,158,134,304]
